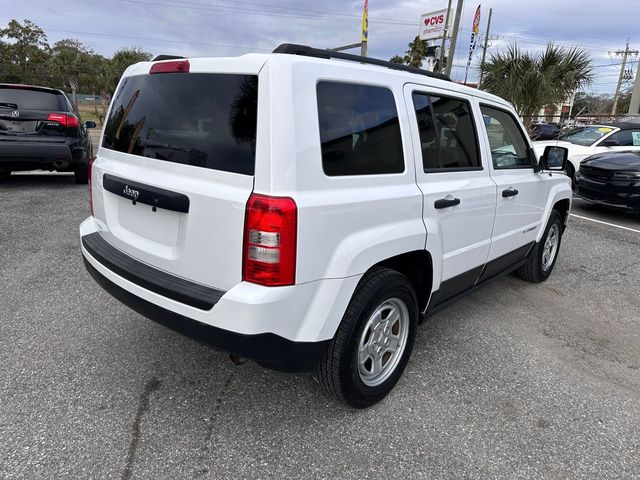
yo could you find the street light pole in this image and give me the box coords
[478,7,492,87]
[445,0,464,78]
[437,0,453,73]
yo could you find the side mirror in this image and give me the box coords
[601,139,618,147]
[85,121,97,129]
[541,145,568,171]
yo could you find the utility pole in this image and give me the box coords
[445,0,464,78]
[477,7,492,87]
[437,0,453,73]
[611,39,638,116]
[628,58,640,116]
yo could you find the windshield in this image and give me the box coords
[102,73,258,175]
[558,126,615,146]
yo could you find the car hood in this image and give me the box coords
[581,151,640,170]
[532,140,575,155]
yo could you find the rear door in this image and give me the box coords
[91,64,260,291]
[478,103,549,278]
[404,85,496,306]
[0,86,74,143]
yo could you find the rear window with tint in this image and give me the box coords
[0,87,68,111]
[317,81,404,176]
[102,73,258,175]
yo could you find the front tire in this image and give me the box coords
[315,268,418,408]
[516,210,563,283]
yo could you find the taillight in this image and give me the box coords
[243,193,297,287]
[47,112,80,128]
[88,156,96,215]
[149,60,190,74]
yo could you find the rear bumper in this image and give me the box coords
[79,216,359,372]
[83,257,328,371]
[575,173,640,212]
[0,141,83,171]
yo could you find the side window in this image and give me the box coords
[604,129,640,147]
[480,105,531,169]
[317,82,404,176]
[412,93,481,171]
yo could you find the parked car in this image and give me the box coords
[80,45,572,407]
[0,84,96,183]
[533,123,640,186]
[530,122,560,140]
[575,150,640,215]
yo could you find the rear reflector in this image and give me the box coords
[149,60,190,74]
[88,156,96,215]
[243,194,297,287]
[47,112,80,128]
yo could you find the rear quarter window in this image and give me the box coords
[316,81,404,176]
[102,73,258,175]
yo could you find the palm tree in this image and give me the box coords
[480,44,592,128]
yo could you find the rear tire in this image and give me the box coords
[0,169,11,180]
[516,210,563,283]
[74,167,88,184]
[315,267,418,408]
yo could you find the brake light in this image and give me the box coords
[149,60,190,74]
[47,112,80,128]
[243,194,297,287]
[88,156,96,215]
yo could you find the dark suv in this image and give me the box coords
[0,84,95,183]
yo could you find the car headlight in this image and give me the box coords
[612,171,640,180]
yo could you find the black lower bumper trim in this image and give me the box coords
[83,257,329,372]
[82,233,223,310]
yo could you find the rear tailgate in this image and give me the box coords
[90,58,264,292]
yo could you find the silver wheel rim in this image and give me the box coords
[542,223,560,271]
[357,298,409,387]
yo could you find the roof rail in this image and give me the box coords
[152,54,185,62]
[272,43,451,82]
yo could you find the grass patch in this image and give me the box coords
[77,103,102,127]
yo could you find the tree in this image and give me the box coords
[389,36,431,68]
[480,43,592,128]
[572,92,613,116]
[94,48,151,121]
[0,19,51,84]
[50,39,93,108]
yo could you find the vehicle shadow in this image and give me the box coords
[0,172,77,188]
[573,198,640,224]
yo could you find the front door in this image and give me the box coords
[478,104,549,281]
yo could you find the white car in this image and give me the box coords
[80,44,572,407]
[533,123,640,184]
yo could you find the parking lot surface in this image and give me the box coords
[1,174,639,479]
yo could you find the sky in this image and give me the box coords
[2,0,638,94]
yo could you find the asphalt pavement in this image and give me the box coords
[1,174,639,479]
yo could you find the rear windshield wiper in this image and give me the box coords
[138,139,208,166]
[0,102,18,109]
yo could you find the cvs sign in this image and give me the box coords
[419,8,450,40]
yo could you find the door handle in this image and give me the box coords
[502,188,519,198]
[434,197,461,209]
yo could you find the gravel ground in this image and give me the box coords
[0,173,639,479]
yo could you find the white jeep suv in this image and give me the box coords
[80,45,572,407]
